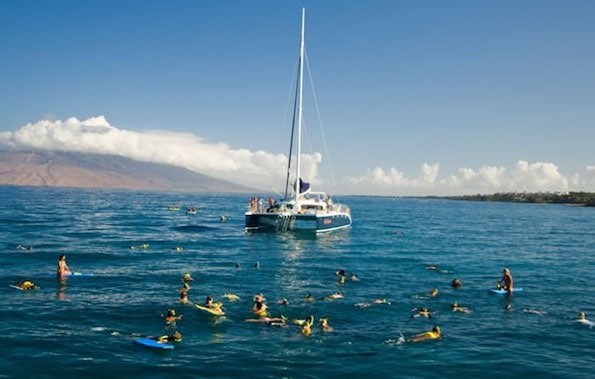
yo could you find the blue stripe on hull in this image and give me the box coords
[245,213,351,233]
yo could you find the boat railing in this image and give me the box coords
[332,203,351,215]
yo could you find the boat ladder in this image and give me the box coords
[278,214,295,231]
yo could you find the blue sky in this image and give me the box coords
[1,0,594,195]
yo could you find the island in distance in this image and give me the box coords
[0,150,252,192]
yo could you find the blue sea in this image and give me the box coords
[1,186,593,378]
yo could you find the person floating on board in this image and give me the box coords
[56,254,72,277]
[252,294,268,318]
[15,280,38,290]
[451,302,472,314]
[497,268,514,295]
[452,278,462,289]
[156,331,182,343]
[202,296,224,314]
[407,326,441,342]
[301,315,315,336]
[164,309,182,325]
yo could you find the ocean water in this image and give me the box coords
[1,186,593,379]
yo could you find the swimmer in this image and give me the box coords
[411,307,434,318]
[577,312,595,327]
[15,280,38,290]
[182,273,194,283]
[522,308,546,316]
[320,317,334,332]
[349,273,360,281]
[505,304,513,312]
[451,302,472,314]
[223,293,241,301]
[16,244,33,251]
[235,262,240,268]
[304,293,315,302]
[172,246,184,252]
[338,274,346,285]
[221,215,228,222]
[428,288,439,297]
[179,283,190,304]
[354,298,391,308]
[335,269,346,277]
[452,278,462,289]
[367,299,390,306]
[407,326,441,343]
[156,331,182,343]
[254,261,260,269]
[325,292,343,300]
[129,243,149,250]
[245,315,287,326]
[164,309,182,325]
[56,254,72,277]
[276,298,289,305]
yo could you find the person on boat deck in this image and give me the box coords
[156,331,182,343]
[17,280,38,290]
[164,309,182,325]
[267,197,276,212]
[56,254,72,277]
[407,326,441,342]
[498,268,514,295]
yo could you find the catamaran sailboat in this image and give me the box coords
[245,8,352,233]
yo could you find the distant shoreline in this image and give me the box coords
[440,192,595,206]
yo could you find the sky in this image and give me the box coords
[1,0,594,196]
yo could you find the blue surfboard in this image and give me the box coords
[63,272,94,277]
[133,338,174,350]
[489,288,523,294]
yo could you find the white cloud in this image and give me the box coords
[1,116,592,195]
[0,116,299,190]
[345,160,586,196]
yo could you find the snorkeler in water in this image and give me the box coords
[407,326,441,342]
[164,309,182,325]
[411,307,435,318]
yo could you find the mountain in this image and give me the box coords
[0,150,252,192]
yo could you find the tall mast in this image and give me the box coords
[295,7,305,201]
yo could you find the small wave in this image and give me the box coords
[172,225,214,233]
